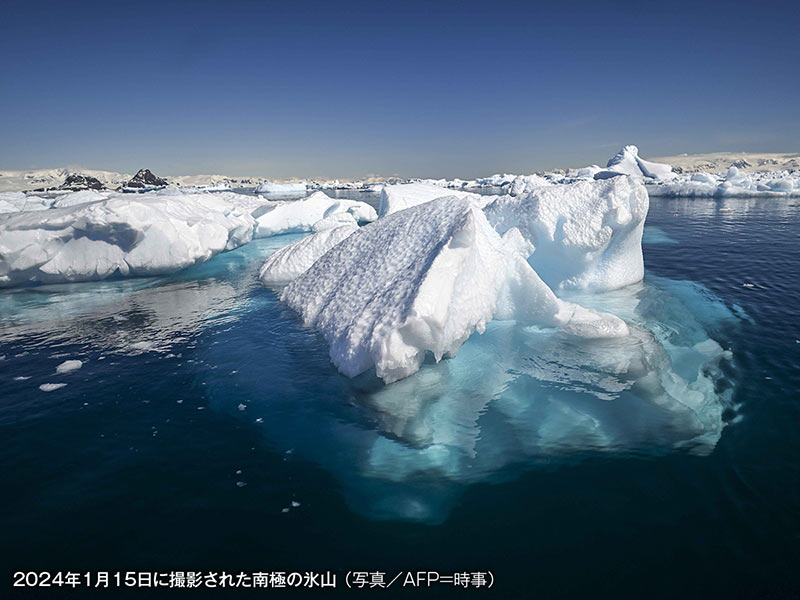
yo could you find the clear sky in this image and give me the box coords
[1,0,798,179]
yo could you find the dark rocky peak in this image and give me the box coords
[126,169,168,188]
[58,173,105,190]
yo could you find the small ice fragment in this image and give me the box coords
[235,470,242,475]
[237,403,247,411]
[255,417,264,423]
[291,501,301,508]
[742,283,755,288]
[285,448,294,454]
[39,383,67,392]
[13,376,31,381]
[197,406,205,410]
[56,359,83,374]
[236,481,247,488]
[281,508,290,513]
[177,399,183,404]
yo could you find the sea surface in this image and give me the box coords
[1,191,799,598]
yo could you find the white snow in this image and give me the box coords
[594,145,674,180]
[483,177,649,291]
[252,191,377,237]
[378,182,486,217]
[0,191,256,287]
[56,359,83,374]
[255,181,307,194]
[259,221,358,285]
[281,196,627,383]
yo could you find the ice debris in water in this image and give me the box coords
[56,359,83,374]
[39,383,67,392]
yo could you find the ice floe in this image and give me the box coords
[56,359,83,374]
[0,192,256,287]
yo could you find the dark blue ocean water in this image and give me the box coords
[1,193,799,598]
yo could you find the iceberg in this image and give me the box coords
[259,217,358,285]
[255,181,307,194]
[280,196,627,383]
[252,191,377,237]
[483,176,648,291]
[378,182,487,217]
[594,145,674,180]
[0,192,256,287]
[647,166,800,197]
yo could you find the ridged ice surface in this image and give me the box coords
[282,196,627,383]
[483,177,649,291]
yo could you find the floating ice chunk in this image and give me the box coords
[56,359,83,374]
[259,223,358,285]
[252,191,376,237]
[13,376,31,381]
[281,196,626,383]
[0,192,256,287]
[594,145,674,180]
[291,500,301,507]
[378,183,489,218]
[483,177,648,291]
[255,181,307,194]
[39,383,67,392]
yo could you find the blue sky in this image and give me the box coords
[1,0,798,178]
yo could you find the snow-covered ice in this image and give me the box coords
[259,219,358,285]
[647,166,800,197]
[281,196,627,383]
[0,192,256,287]
[252,191,377,237]
[378,182,488,217]
[255,181,307,194]
[484,177,649,291]
[594,145,674,180]
[39,383,67,392]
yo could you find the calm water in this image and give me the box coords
[1,193,799,598]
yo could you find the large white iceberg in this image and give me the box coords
[0,192,256,287]
[255,181,307,194]
[280,196,627,383]
[253,191,377,237]
[594,145,674,180]
[483,177,648,291]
